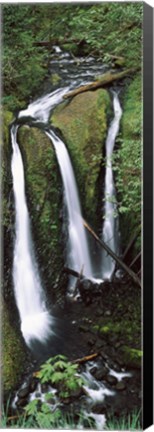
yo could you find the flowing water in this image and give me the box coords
[102,93,122,280]
[46,129,93,294]
[10,47,121,345]
[11,124,53,346]
[9,47,135,430]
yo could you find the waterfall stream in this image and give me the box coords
[46,129,93,294]
[10,48,122,346]
[102,93,122,279]
[11,124,53,346]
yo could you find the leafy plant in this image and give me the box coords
[37,354,85,399]
[24,399,61,429]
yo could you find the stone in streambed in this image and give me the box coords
[29,378,38,392]
[92,366,108,380]
[115,381,126,391]
[106,375,117,386]
[18,385,30,399]
[41,383,50,393]
[16,397,28,407]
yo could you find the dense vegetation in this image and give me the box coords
[3,2,142,109]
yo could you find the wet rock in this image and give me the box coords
[115,341,122,349]
[93,366,108,380]
[41,383,49,393]
[104,310,112,317]
[79,324,89,332]
[95,339,106,349]
[61,396,72,405]
[106,375,117,386]
[92,404,106,415]
[109,334,118,344]
[116,357,125,367]
[115,381,126,391]
[90,366,97,375]
[29,378,38,392]
[100,350,109,361]
[88,337,95,346]
[70,387,83,398]
[16,397,28,407]
[97,308,103,317]
[18,385,30,399]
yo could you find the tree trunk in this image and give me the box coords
[83,218,141,288]
[63,68,138,100]
[122,227,141,262]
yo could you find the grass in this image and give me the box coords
[1,400,141,430]
[106,410,141,431]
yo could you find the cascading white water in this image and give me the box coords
[46,129,93,293]
[18,87,69,124]
[11,124,53,346]
[102,93,122,280]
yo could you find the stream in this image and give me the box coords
[9,47,141,428]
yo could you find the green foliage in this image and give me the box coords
[37,354,85,399]
[106,410,141,430]
[3,4,46,108]
[113,75,142,248]
[2,303,26,392]
[3,3,142,111]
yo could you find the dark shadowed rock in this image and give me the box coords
[106,375,117,385]
[93,366,108,380]
[18,385,30,399]
[115,381,126,391]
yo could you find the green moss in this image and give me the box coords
[2,110,14,229]
[50,73,61,86]
[18,126,63,292]
[2,110,14,149]
[2,302,26,392]
[121,346,142,368]
[52,89,110,227]
[116,74,142,251]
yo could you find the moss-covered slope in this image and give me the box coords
[52,89,110,228]
[2,302,26,393]
[115,74,142,251]
[18,126,64,297]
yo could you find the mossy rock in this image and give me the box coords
[18,126,64,299]
[52,89,110,227]
[120,346,142,369]
[117,74,142,251]
[2,301,26,393]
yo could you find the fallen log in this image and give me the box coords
[83,218,141,288]
[33,41,51,47]
[129,251,141,269]
[63,68,137,100]
[63,267,80,278]
[72,353,98,364]
[122,227,141,262]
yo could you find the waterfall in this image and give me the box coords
[46,129,93,294]
[102,93,122,280]
[18,87,69,124]
[11,124,53,346]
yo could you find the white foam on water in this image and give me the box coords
[109,368,132,381]
[11,125,53,345]
[102,93,122,279]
